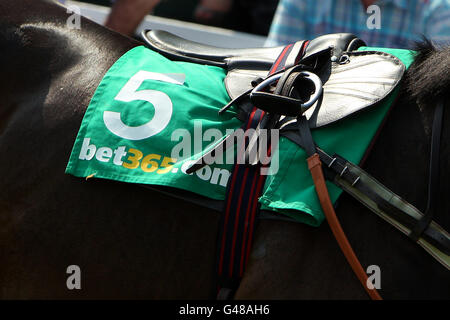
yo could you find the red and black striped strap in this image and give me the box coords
[215,41,308,299]
[216,107,266,294]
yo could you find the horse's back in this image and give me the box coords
[0,0,220,299]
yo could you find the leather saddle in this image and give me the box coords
[141,30,406,128]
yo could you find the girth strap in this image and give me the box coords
[216,107,267,298]
[215,42,307,299]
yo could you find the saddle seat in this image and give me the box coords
[141,30,365,69]
[141,30,406,128]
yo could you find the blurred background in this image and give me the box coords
[64,0,449,50]
[77,0,278,36]
[64,0,275,47]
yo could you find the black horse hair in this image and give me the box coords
[405,38,450,107]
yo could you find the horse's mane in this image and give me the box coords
[406,39,450,106]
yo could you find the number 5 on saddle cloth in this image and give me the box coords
[142,30,450,299]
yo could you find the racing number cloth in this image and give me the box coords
[66,45,415,226]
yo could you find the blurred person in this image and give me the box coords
[266,0,450,49]
[105,0,161,36]
[194,0,233,25]
[104,0,279,38]
[194,0,279,35]
[104,0,208,36]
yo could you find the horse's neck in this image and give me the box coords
[5,21,137,78]
[0,5,139,107]
[0,1,139,138]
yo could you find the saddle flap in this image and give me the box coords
[304,50,406,128]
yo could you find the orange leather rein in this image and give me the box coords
[307,153,382,300]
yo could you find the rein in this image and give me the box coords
[263,68,383,299]
[307,98,444,300]
[307,153,382,300]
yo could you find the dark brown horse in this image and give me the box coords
[0,0,449,299]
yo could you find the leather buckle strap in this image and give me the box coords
[330,159,450,269]
[249,68,323,117]
[320,151,450,259]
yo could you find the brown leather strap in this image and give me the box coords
[307,153,382,300]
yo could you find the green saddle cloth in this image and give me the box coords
[66,45,415,227]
